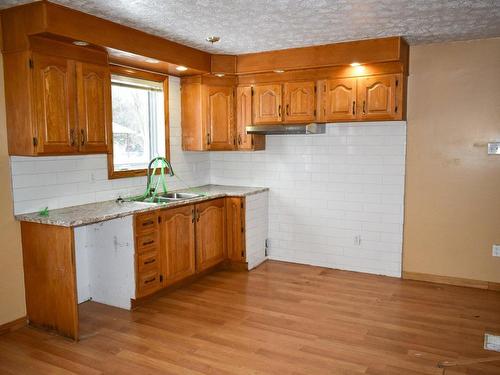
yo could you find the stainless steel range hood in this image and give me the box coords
[246,123,325,135]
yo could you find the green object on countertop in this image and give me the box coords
[39,207,49,217]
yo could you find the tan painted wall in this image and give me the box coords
[404,37,500,283]
[0,52,26,325]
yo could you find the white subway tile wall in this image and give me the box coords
[210,122,406,277]
[10,77,210,215]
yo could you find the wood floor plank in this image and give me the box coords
[1,260,500,374]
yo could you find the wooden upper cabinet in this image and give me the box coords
[236,86,265,151]
[32,53,77,154]
[284,81,316,123]
[322,78,357,122]
[207,86,234,150]
[181,76,237,151]
[195,198,226,272]
[253,84,282,124]
[160,205,196,285]
[358,74,402,121]
[3,37,111,156]
[76,62,111,153]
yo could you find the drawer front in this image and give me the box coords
[136,231,159,252]
[137,270,161,297]
[138,250,159,273]
[135,212,158,234]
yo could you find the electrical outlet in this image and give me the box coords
[484,333,500,352]
[493,244,500,257]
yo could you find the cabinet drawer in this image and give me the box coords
[135,212,158,234]
[136,231,159,253]
[137,270,161,297]
[137,250,159,272]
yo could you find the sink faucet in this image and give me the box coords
[146,157,174,196]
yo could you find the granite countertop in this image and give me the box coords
[15,185,268,227]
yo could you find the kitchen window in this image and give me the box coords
[108,66,169,178]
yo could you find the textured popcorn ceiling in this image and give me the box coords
[2,0,500,54]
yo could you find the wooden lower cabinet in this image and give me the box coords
[226,197,245,262]
[195,198,227,272]
[135,198,228,297]
[134,211,162,298]
[160,205,196,285]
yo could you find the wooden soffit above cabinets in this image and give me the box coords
[235,37,409,75]
[0,0,211,74]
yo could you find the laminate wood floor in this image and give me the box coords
[1,260,500,375]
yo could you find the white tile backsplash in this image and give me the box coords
[210,122,406,277]
[10,76,210,215]
[8,75,406,278]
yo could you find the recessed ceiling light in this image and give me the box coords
[145,58,160,64]
[214,73,225,77]
[273,69,285,73]
[350,62,361,67]
[73,40,89,46]
[206,36,221,44]
[176,66,188,72]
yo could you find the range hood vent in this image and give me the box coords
[246,123,325,135]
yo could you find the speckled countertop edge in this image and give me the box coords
[15,185,269,228]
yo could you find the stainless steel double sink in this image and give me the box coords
[133,192,203,204]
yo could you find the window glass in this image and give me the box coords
[111,75,165,171]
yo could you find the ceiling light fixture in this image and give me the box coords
[176,66,188,71]
[73,40,89,46]
[214,73,225,77]
[145,58,160,64]
[350,62,361,67]
[206,36,221,44]
[273,69,285,73]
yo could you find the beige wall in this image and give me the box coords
[0,53,26,325]
[404,38,500,283]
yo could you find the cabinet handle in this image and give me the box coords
[192,209,195,223]
[70,129,75,146]
[207,133,211,145]
[278,105,281,118]
[80,129,85,146]
[142,220,154,226]
[395,80,398,113]
[142,239,154,246]
[352,101,356,115]
[144,276,156,284]
[286,104,289,116]
[144,259,156,265]
[196,209,200,222]
[237,134,242,145]
[362,101,366,115]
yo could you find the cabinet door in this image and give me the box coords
[284,81,316,123]
[207,85,234,151]
[160,205,196,285]
[253,84,282,124]
[32,53,77,154]
[358,74,402,121]
[76,62,111,153]
[226,197,245,262]
[236,86,265,151]
[195,198,226,272]
[323,78,357,122]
